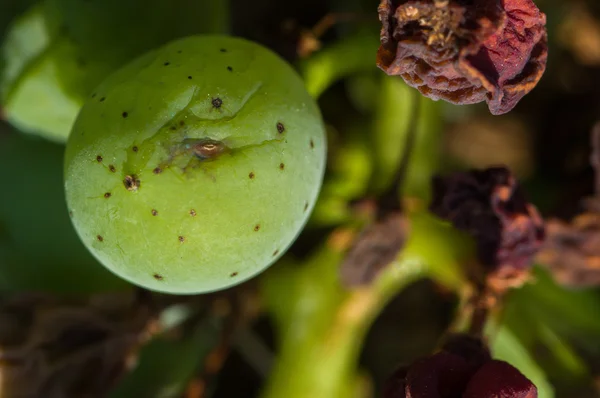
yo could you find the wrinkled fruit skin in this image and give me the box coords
[377,0,548,115]
[383,334,537,398]
[429,166,545,276]
[64,35,327,294]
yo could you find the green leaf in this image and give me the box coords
[509,266,600,341]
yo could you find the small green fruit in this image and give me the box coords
[64,35,327,294]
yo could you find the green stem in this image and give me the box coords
[300,30,380,99]
[260,211,470,398]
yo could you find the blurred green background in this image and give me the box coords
[1,0,600,397]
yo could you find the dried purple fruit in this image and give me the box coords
[429,167,545,275]
[464,360,538,398]
[382,334,537,398]
[377,0,548,115]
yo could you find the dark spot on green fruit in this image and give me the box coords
[227,66,233,72]
[151,209,158,216]
[153,167,162,174]
[96,155,103,163]
[254,224,260,231]
[188,75,192,80]
[153,273,164,280]
[97,235,104,242]
[164,62,170,66]
[212,98,223,109]
[277,122,285,133]
[273,249,279,257]
[304,201,309,212]
[91,93,97,98]
[230,272,238,277]
[220,48,227,53]
[100,97,106,102]
[109,165,116,173]
[177,50,182,53]
[279,163,285,170]
[132,146,138,152]
[170,125,177,131]
[190,209,197,217]
[123,175,140,191]
[122,112,129,118]
[179,120,185,126]
[69,211,73,217]
[178,236,186,243]
[310,139,315,149]
[104,192,112,199]
[249,172,255,179]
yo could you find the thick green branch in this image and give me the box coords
[260,211,470,398]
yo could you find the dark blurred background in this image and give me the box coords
[1,0,600,397]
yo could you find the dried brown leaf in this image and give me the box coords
[339,212,409,287]
[536,212,600,288]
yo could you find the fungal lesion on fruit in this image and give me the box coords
[123,175,140,191]
[154,137,231,177]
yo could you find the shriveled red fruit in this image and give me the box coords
[382,334,538,398]
[464,360,538,398]
[377,0,548,115]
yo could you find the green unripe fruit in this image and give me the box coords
[64,35,327,294]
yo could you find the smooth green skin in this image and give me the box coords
[1,0,229,143]
[64,35,327,294]
[0,129,131,293]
